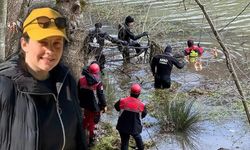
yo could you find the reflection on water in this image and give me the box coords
[91,0,250,53]
[104,51,250,149]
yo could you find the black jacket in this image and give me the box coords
[114,96,147,135]
[150,53,185,80]
[88,28,125,47]
[85,28,126,55]
[77,71,106,112]
[0,55,87,150]
[118,23,145,43]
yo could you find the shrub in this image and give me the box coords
[150,90,202,149]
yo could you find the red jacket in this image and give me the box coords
[78,74,106,112]
[114,96,147,134]
[119,96,145,113]
[185,45,204,56]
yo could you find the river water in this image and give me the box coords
[91,0,250,53]
[91,1,250,150]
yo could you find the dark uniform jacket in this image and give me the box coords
[0,55,87,150]
[77,70,106,112]
[118,23,145,43]
[150,52,185,81]
[114,96,147,135]
[86,28,126,55]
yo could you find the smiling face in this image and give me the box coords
[21,36,64,79]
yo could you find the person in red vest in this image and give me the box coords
[184,39,204,70]
[184,39,204,57]
[77,63,107,147]
[114,83,147,150]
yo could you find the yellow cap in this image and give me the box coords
[23,7,68,41]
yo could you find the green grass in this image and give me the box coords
[169,100,201,133]
[149,90,202,149]
[102,73,117,113]
[91,122,120,150]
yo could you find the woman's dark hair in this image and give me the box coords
[22,33,30,42]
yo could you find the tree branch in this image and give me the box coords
[219,1,250,32]
[194,0,250,125]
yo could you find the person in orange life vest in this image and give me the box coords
[114,83,147,150]
[77,63,107,146]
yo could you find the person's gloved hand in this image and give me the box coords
[121,41,128,46]
[142,31,148,36]
[173,51,185,59]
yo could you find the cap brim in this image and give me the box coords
[27,28,69,41]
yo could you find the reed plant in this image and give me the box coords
[150,90,202,149]
[102,73,117,114]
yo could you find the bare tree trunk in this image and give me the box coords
[5,0,27,59]
[56,0,89,78]
[194,0,250,124]
[0,0,8,62]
